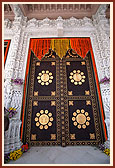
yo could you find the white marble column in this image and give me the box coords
[4,6,27,153]
[92,4,110,148]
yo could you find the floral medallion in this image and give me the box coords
[37,70,53,85]
[35,110,53,130]
[72,109,90,129]
[69,70,86,85]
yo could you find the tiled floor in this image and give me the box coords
[8,146,110,165]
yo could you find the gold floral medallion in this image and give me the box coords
[76,114,86,124]
[41,74,49,82]
[35,110,53,129]
[37,70,53,86]
[39,114,49,125]
[69,70,86,85]
[72,109,90,129]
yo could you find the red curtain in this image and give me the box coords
[30,39,51,60]
[4,40,11,65]
[70,38,91,58]
[29,38,92,60]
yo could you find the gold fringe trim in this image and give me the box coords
[50,39,70,58]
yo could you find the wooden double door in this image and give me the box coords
[24,49,106,147]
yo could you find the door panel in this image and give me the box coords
[62,51,104,146]
[34,61,56,97]
[68,99,96,141]
[66,60,90,96]
[24,51,61,146]
[31,101,57,143]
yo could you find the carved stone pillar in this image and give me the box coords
[4,119,22,154]
[15,120,22,148]
[4,11,27,153]
[100,84,110,149]
[92,4,110,148]
[4,121,12,154]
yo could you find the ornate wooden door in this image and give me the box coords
[62,49,105,146]
[24,50,62,146]
[23,49,106,147]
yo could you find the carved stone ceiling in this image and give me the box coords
[4,4,110,21]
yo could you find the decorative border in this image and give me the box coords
[89,45,108,140]
[59,59,66,147]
